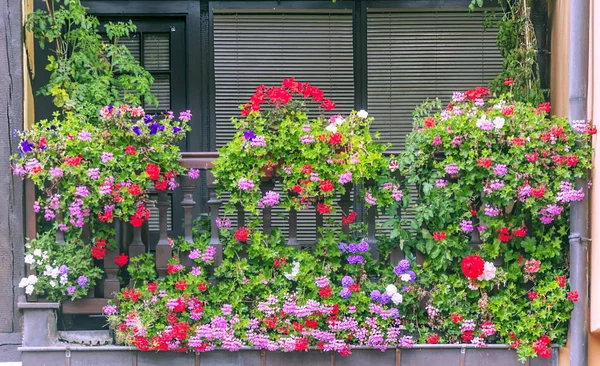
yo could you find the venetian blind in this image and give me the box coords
[213,11,355,242]
[366,11,503,149]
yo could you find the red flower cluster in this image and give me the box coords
[320,99,336,110]
[528,291,538,301]
[537,102,551,115]
[301,164,312,174]
[531,186,545,198]
[525,153,539,162]
[115,253,129,267]
[348,283,360,292]
[342,210,357,226]
[273,257,287,268]
[98,210,113,223]
[125,145,137,155]
[122,288,142,302]
[461,254,485,279]
[91,238,107,259]
[555,276,567,288]
[319,285,332,298]
[512,227,527,237]
[175,280,188,291]
[465,87,490,101]
[146,164,161,180]
[197,283,207,291]
[433,231,446,241]
[128,184,142,196]
[532,335,552,358]
[295,338,309,351]
[319,180,334,193]
[167,264,181,275]
[511,137,525,146]
[234,227,249,242]
[130,204,150,227]
[317,203,331,214]
[426,334,440,344]
[588,125,597,135]
[292,185,303,194]
[450,313,463,323]
[567,290,579,302]
[504,77,514,86]
[497,227,512,242]
[477,157,492,168]
[329,132,343,145]
[65,154,83,166]
[501,105,514,116]
[147,282,158,293]
[424,117,435,128]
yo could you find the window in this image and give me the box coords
[367,10,503,149]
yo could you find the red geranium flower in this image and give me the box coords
[348,283,360,292]
[320,99,336,111]
[461,330,474,343]
[234,227,248,242]
[147,282,158,293]
[319,285,332,298]
[512,227,527,237]
[305,319,318,329]
[128,184,142,196]
[461,254,485,279]
[167,263,181,275]
[125,145,137,155]
[146,164,161,180]
[342,211,356,226]
[512,137,525,146]
[566,155,578,166]
[424,117,435,128]
[295,338,309,351]
[292,185,303,194]
[528,291,538,301]
[525,153,539,162]
[504,77,514,86]
[477,157,492,168]
[65,154,83,166]
[501,105,514,116]
[301,164,312,174]
[497,227,512,242]
[319,180,334,193]
[555,276,566,288]
[427,334,440,344]
[587,125,597,135]
[531,186,545,198]
[155,177,168,191]
[567,290,579,302]
[537,102,551,114]
[175,280,188,291]
[91,238,107,259]
[98,210,113,223]
[115,253,129,267]
[197,283,207,291]
[433,231,447,241]
[317,203,331,214]
[329,132,343,145]
[450,313,463,323]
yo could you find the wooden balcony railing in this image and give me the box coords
[25,151,441,314]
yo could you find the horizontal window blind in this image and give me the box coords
[367,11,503,149]
[213,11,355,148]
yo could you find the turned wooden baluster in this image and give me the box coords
[338,184,352,236]
[181,175,198,244]
[288,193,299,248]
[390,172,405,265]
[260,179,275,236]
[55,212,65,245]
[128,224,146,259]
[206,171,223,268]
[104,220,120,298]
[155,190,172,278]
[366,180,379,263]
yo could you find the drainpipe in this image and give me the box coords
[568,0,590,364]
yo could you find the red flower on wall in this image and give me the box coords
[115,253,129,267]
[461,255,485,279]
[234,227,249,242]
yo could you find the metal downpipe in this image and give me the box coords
[568,0,591,364]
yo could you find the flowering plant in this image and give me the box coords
[212,79,388,215]
[20,232,102,300]
[12,106,191,243]
[12,105,192,299]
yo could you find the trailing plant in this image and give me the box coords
[212,78,393,216]
[20,231,102,301]
[26,0,156,116]
[12,105,193,298]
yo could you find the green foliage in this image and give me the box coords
[128,253,158,284]
[26,0,156,117]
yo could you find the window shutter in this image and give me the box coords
[367,11,503,149]
[213,11,355,148]
[213,11,355,243]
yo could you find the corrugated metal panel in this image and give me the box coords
[213,12,355,148]
[143,33,170,71]
[366,11,503,149]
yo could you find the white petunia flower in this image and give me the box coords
[33,249,42,257]
[391,293,403,305]
[25,285,35,295]
[493,117,505,129]
[24,254,34,264]
[284,261,300,280]
[385,284,398,296]
[357,110,369,119]
[477,262,497,281]
[325,124,338,133]
[400,274,411,282]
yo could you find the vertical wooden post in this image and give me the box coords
[287,196,298,248]
[103,248,120,298]
[260,179,274,236]
[206,171,223,267]
[128,225,146,259]
[338,183,352,236]
[155,190,171,278]
[180,174,198,244]
[366,180,379,262]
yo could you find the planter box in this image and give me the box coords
[19,345,557,366]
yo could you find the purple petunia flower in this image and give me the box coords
[21,140,33,153]
[77,275,88,288]
[339,288,351,299]
[132,126,141,136]
[58,265,69,276]
[341,276,353,287]
[144,114,153,123]
[67,286,76,295]
[370,290,381,302]
[244,130,256,141]
[357,241,369,252]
